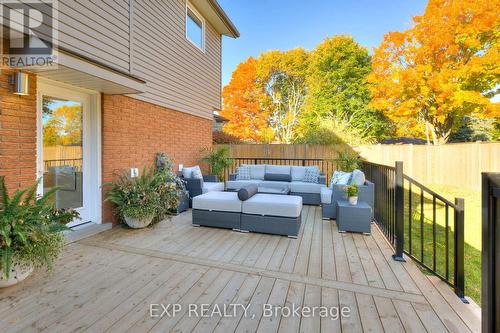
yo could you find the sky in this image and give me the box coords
[218,0,428,86]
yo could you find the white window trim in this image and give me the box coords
[186,1,205,52]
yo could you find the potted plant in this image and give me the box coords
[154,153,187,221]
[347,185,359,205]
[105,168,160,229]
[201,146,233,182]
[0,177,78,288]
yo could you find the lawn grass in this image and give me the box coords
[402,183,481,304]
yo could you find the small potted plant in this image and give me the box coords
[0,177,78,288]
[347,185,359,205]
[105,168,160,229]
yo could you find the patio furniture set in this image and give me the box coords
[180,164,374,237]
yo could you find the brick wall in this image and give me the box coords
[0,69,37,193]
[102,94,212,223]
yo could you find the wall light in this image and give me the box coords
[9,72,30,96]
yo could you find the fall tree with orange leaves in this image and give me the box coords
[220,57,271,142]
[368,0,499,144]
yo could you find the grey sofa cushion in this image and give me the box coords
[291,166,307,181]
[290,181,326,194]
[182,165,201,178]
[265,165,291,175]
[226,179,262,190]
[238,184,258,201]
[192,191,242,213]
[247,164,266,180]
[202,182,224,194]
[242,194,302,218]
[264,173,292,182]
[260,181,291,189]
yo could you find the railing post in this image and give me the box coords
[393,161,405,262]
[454,197,467,303]
[482,173,500,332]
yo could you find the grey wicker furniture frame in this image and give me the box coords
[240,213,302,238]
[322,181,375,220]
[336,200,372,234]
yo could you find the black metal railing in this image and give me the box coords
[224,157,335,183]
[224,157,467,300]
[43,158,83,172]
[363,161,466,300]
[482,172,500,333]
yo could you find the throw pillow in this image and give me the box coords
[191,167,203,179]
[264,173,292,182]
[181,166,193,178]
[336,172,352,185]
[350,169,366,186]
[303,168,320,183]
[236,166,251,180]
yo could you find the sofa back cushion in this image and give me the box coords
[291,166,307,181]
[264,173,292,182]
[237,184,258,201]
[243,164,265,180]
[265,165,291,176]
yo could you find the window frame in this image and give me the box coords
[185,1,206,52]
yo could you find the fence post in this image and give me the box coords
[454,197,467,303]
[393,161,406,262]
[482,173,500,332]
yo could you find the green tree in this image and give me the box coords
[300,36,390,142]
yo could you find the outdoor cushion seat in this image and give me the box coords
[226,179,262,190]
[192,191,242,213]
[242,194,302,218]
[290,181,326,194]
[260,180,291,189]
[202,182,224,194]
[321,187,333,204]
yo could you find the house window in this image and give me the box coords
[186,3,205,51]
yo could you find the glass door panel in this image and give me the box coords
[42,96,83,210]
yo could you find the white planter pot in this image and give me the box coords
[0,264,34,288]
[348,196,358,205]
[124,215,154,229]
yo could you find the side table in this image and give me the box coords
[336,200,372,234]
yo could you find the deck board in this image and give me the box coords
[0,207,480,332]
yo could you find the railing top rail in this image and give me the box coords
[232,157,329,161]
[403,174,457,208]
[363,160,396,171]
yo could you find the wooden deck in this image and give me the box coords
[0,206,480,332]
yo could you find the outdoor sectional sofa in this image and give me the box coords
[227,164,326,205]
[192,188,303,238]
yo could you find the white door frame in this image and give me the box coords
[36,77,102,226]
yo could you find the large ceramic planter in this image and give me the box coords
[0,263,34,288]
[124,215,154,229]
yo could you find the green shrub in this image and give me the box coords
[334,150,361,172]
[347,185,359,197]
[201,146,233,181]
[0,177,77,279]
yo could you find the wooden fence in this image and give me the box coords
[216,142,500,191]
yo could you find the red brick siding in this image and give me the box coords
[0,70,37,193]
[102,94,212,224]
